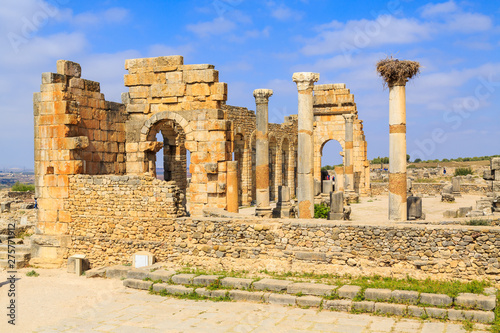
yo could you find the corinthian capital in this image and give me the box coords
[292,72,319,91]
[253,89,273,104]
[343,113,355,122]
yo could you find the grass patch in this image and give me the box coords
[26,270,39,277]
[466,219,489,226]
[455,167,473,176]
[11,182,35,192]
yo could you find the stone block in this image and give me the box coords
[57,60,81,77]
[132,251,154,268]
[85,267,106,278]
[314,179,321,196]
[229,290,265,302]
[252,278,294,292]
[365,288,392,302]
[210,290,228,298]
[328,212,344,220]
[286,282,336,296]
[455,293,496,311]
[407,305,425,317]
[420,293,452,306]
[192,275,220,286]
[105,265,130,279]
[147,270,176,282]
[324,299,352,312]
[322,180,333,194]
[463,310,495,323]
[391,290,419,304]
[483,170,494,181]
[443,209,457,218]
[296,296,322,307]
[171,273,196,285]
[491,157,500,170]
[294,251,327,262]
[194,287,211,297]
[183,69,218,83]
[220,277,253,290]
[457,206,472,218]
[0,202,11,213]
[268,294,296,306]
[164,285,194,295]
[152,283,168,293]
[425,307,447,319]
[123,279,152,290]
[151,83,185,97]
[374,303,406,316]
[126,268,149,280]
[493,181,500,192]
[353,301,375,312]
[407,196,423,220]
[447,309,465,321]
[337,285,361,299]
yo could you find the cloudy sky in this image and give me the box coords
[1,0,499,169]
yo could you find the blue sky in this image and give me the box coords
[1,0,499,169]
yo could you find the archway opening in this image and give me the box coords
[321,139,343,189]
[234,133,245,206]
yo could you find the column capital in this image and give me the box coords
[292,72,319,91]
[343,113,355,122]
[253,89,273,104]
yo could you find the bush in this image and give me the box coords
[314,204,329,219]
[26,270,39,277]
[414,158,422,163]
[11,182,35,192]
[455,167,473,176]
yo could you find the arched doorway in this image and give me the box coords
[320,139,343,190]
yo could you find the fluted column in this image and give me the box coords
[293,72,319,219]
[226,161,238,213]
[343,113,355,193]
[389,79,407,221]
[254,89,273,217]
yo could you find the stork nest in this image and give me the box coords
[376,57,420,87]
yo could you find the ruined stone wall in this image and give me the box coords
[313,84,370,195]
[371,183,490,196]
[67,215,500,282]
[34,60,126,239]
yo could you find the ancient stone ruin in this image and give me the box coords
[32,56,370,266]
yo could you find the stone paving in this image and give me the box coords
[0,268,491,333]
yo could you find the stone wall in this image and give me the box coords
[371,183,490,196]
[66,210,500,282]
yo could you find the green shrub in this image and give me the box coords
[314,204,329,219]
[454,167,473,176]
[466,219,489,226]
[11,182,35,192]
[26,270,39,277]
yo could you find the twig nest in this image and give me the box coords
[376,57,420,87]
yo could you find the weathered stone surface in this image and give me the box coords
[391,290,419,304]
[447,309,465,321]
[229,290,265,302]
[353,301,375,313]
[407,305,425,317]
[210,290,228,298]
[85,267,106,278]
[194,287,211,297]
[268,293,296,306]
[192,275,220,286]
[420,293,452,307]
[365,288,392,302]
[455,293,496,311]
[337,285,361,299]
[164,285,193,295]
[425,307,447,319]
[286,283,336,296]
[294,251,327,262]
[123,279,152,290]
[296,296,322,307]
[126,269,149,280]
[171,274,196,285]
[220,277,253,290]
[374,303,406,316]
[324,299,352,312]
[463,310,495,323]
[147,270,176,282]
[252,279,294,292]
[105,266,130,279]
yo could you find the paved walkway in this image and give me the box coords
[0,268,490,333]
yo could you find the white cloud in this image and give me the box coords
[227,27,271,43]
[148,44,195,58]
[420,0,458,17]
[269,3,304,21]
[442,12,492,33]
[186,17,236,37]
[73,7,129,27]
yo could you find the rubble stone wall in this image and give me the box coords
[68,216,500,282]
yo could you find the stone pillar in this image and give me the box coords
[343,113,355,193]
[254,89,273,217]
[389,80,407,221]
[293,72,319,219]
[328,192,344,220]
[226,161,238,213]
[452,177,461,197]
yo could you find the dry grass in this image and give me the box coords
[376,57,420,87]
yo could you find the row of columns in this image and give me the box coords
[252,73,359,219]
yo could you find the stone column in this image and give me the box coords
[293,72,319,219]
[343,113,355,193]
[254,89,273,217]
[389,79,407,221]
[226,161,238,213]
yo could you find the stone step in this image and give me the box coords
[0,258,30,269]
[0,244,31,253]
[0,252,31,260]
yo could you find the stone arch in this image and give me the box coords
[140,111,193,143]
